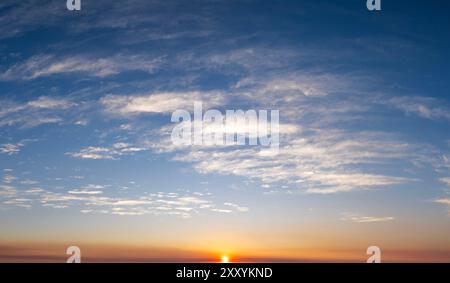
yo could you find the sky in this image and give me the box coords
[1,0,450,262]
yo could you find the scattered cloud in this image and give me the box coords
[224,202,249,212]
[75,119,89,126]
[20,179,39,185]
[0,54,161,81]
[2,173,15,184]
[0,1,448,230]
[101,91,226,116]
[67,143,146,160]
[68,190,104,195]
[0,185,17,197]
[67,147,116,160]
[27,96,75,109]
[341,213,395,223]
[157,130,416,194]
[0,0,63,39]
[435,198,450,215]
[0,143,21,155]
[387,96,450,121]
[90,58,430,195]
[68,184,106,195]
[0,96,75,128]
[0,181,248,218]
[435,198,450,205]
[439,178,450,187]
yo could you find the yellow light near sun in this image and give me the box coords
[221,256,230,263]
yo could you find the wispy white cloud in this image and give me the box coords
[0,54,161,81]
[67,147,116,160]
[27,96,75,109]
[0,181,248,218]
[435,198,450,205]
[25,188,44,194]
[68,190,104,195]
[0,96,75,128]
[205,48,301,71]
[2,198,33,209]
[435,198,450,215]
[156,130,416,194]
[341,213,395,223]
[67,143,146,160]
[0,0,214,44]
[2,172,15,184]
[101,91,226,116]
[0,185,17,197]
[305,174,410,194]
[439,178,450,187]
[0,143,21,155]
[224,202,249,212]
[90,50,438,196]
[68,184,106,195]
[234,73,349,99]
[20,179,39,185]
[0,0,63,39]
[387,96,450,121]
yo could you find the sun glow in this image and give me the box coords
[221,255,230,263]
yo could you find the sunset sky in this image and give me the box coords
[1,0,450,262]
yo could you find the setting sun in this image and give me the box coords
[221,256,230,263]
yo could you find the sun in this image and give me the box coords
[221,255,230,263]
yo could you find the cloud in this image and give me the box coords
[224,202,249,212]
[305,174,411,194]
[235,73,349,99]
[91,54,434,196]
[0,96,75,128]
[0,144,21,155]
[160,130,416,194]
[67,143,146,160]
[83,184,106,189]
[67,147,115,160]
[439,178,450,187]
[75,120,89,126]
[0,181,248,218]
[3,173,15,184]
[95,62,421,195]
[435,198,450,206]
[210,208,232,213]
[20,180,39,185]
[260,79,327,97]
[204,119,299,138]
[341,213,395,223]
[435,198,450,215]
[0,0,218,48]
[101,91,226,116]
[387,96,450,121]
[0,185,17,197]
[25,188,44,194]
[0,54,161,81]
[27,96,75,109]
[68,190,103,195]
[0,0,63,39]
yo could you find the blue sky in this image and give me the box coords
[1,0,450,262]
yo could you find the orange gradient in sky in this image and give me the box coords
[1,240,449,263]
